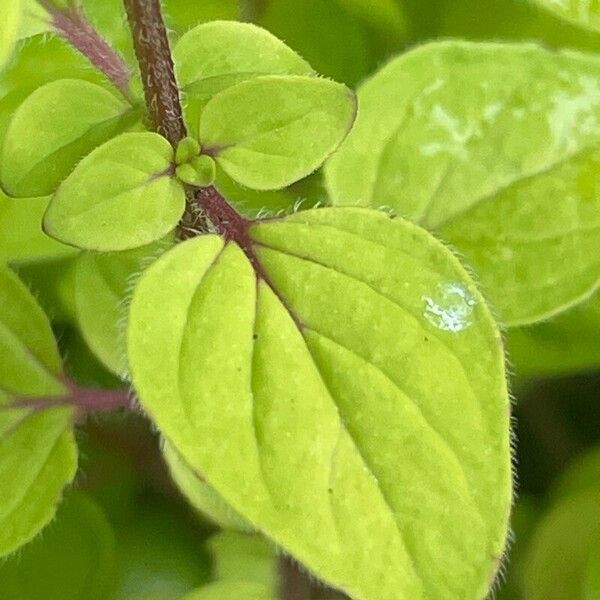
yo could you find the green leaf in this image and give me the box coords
[507,292,600,377]
[74,242,171,376]
[199,76,356,190]
[114,497,211,600]
[162,0,238,33]
[326,41,600,326]
[163,442,253,532]
[334,0,407,37]
[0,492,117,600]
[257,0,376,86]
[531,0,600,33]
[174,21,313,127]
[584,537,600,600]
[522,489,600,600]
[181,582,275,600]
[0,0,21,69]
[128,207,511,600]
[1,78,138,197]
[208,531,277,589]
[0,191,77,264]
[551,445,600,501]
[43,132,185,251]
[0,264,77,558]
[176,156,217,188]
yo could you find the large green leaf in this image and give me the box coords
[0,0,21,69]
[199,76,356,190]
[325,41,600,326]
[74,242,171,376]
[531,0,600,32]
[585,537,600,600]
[0,492,117,600]
[182,582,275,600]
[1,79,137,197]
[44,133,185,251]
[507,292,600,377]
[0,264,77,558]
[128,207,511,600]
[163,442,252,532]
[0,192,76,264]
[174,21,313,127]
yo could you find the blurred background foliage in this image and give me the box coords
[1,0,599,598]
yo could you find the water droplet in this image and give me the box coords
[422,282,477,333]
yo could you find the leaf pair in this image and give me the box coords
[325,41,600,326]
[39,22,356,252]
[0,264,77,558]
[128,207,511,600]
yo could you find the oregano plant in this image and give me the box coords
[1,0,599,599]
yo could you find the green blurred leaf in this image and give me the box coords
[164,442,252,532]
[0,264,77,558]
[1,79,137,197]
[199,76,356,190]
[0,492,117,600]
[522,489,600,600]
[531,0,600,33]
[0,0,21,69]
[128,207,511,600]
[507,293,600,377]
[585,537,600,600]
[115,497,211,600]
[257,0,375,86]
[552,445,600,501]
[326,41,600,326]
[208,531,277,589]
[181,581,275,600]
[174,21,313,127]
[163,0,238,33]
[0,192,76,264]
[74,241,171,376]
[44,132,185,251]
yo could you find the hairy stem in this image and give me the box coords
[4,383,132,417]
[122,0,255,242]
[39,0,132,99]
[123,0,186,146]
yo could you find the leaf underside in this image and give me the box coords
[325,41,600,326]
[128,207,511,600]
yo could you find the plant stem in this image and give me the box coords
[4,383,132,417]
[239,0,268,22]
[280,556,313,600]
[39,1,133,99]
[123,0,186,146]
[122,0,257,244]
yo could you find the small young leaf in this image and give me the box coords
[128,208,511,600]
[531,0,600,33]
[176,156,217,188]
[0,492,117,600]
[1,79,138,197]
[199,76,356,190]
[0,0,21,69]
[176,136,201,165]
[163,442,253,532]
[0,192,76,264]
[44,133,185,251]
[208,531,277,588]
[326,41,600,326]
[174,21,313,126]
[74,241,171,376]
[182,582,275,600]
[0,264,77,558]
